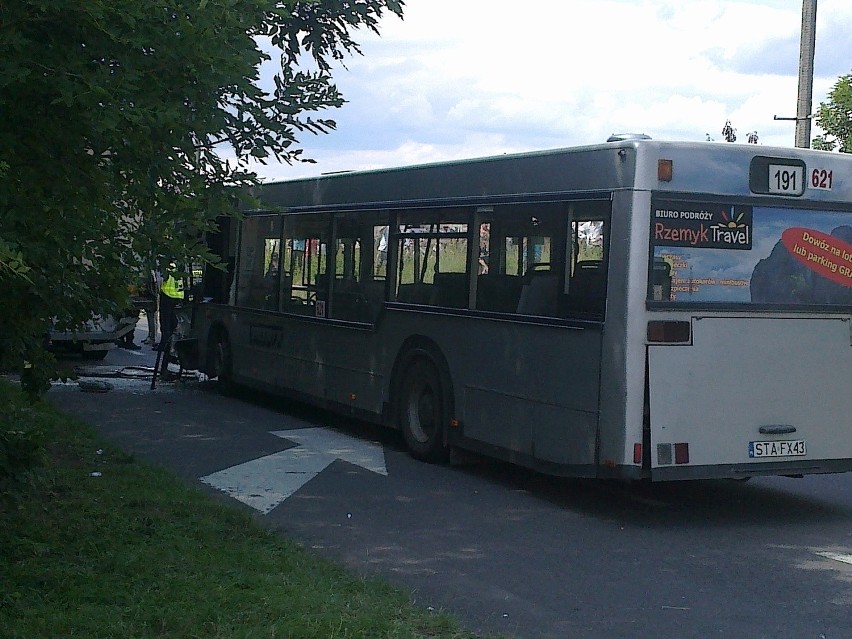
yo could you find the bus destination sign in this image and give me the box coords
[749,156,806,197]
[653,202,753,250]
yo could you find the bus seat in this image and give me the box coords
[396,283,432,304]
[477,274,522,313]
[431,272,468,308]
[314,273,329,301]
[516,273,559,316]
[243,277,270,309]
[567,261,606,317]
[277,271,293,308]
[570,261,605,297]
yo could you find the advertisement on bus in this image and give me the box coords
[651,198,852,307]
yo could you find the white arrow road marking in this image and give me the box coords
[200,427,387,514]
[815,551,852,566]
[271,429,388,475]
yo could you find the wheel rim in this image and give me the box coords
[406,376,438,444]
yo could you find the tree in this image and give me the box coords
[0,0,404,395]
[812,72,852,152]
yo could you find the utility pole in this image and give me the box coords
[795,0,817,148]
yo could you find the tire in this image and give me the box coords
[398,356,450,462]
[81,350,109,361]
[210,331,234,394]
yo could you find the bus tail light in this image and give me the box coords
[647,320,691,343]
[633,443,642,464]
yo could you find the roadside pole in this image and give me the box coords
[794,0,817,148]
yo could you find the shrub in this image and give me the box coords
[0,381,49,502]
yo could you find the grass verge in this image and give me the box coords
[0,380,488,639]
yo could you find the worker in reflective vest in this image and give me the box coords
[157,263,184,381]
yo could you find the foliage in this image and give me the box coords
[0,389,485,639]
[812,72,852,152]
[0,381,49,504]
[810,136,834,151]
[0,0,404,395]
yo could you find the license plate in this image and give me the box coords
[748,440,806,458]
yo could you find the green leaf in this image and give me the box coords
[0,0,405,395]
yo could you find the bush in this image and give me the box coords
[0,380,49,502]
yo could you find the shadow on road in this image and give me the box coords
[198,381,851,530]
[453,458,851,529]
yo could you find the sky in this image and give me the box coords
[246,0,852,182]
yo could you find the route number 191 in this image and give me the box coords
[768,164,805,195]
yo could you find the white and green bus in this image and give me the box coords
[184,139,852,481]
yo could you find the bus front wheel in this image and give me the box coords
[398,357,450,463]
[210,331,234,394]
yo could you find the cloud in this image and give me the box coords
[250,0,852,180]
[814,19,852,77]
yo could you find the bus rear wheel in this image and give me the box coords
[398,357,450,463]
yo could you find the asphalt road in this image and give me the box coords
[48,334,852,639]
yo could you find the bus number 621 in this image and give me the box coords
[811,168,833,190]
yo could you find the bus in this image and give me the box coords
[182,139,852,481]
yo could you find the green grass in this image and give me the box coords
[0,381,491,639]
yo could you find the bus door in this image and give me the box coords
[646,198,852,479]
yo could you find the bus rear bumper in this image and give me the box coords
[651,458,852,481]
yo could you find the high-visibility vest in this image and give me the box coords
[161,273,184,299]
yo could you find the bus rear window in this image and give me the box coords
[649,198,852,307]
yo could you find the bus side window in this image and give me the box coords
[476,210,560,317]
[235,214,282,311]
[323,214,390,323]
[281,214,330,316]
[566,218,608,318]
[374,225,389,280]
[330,234,364,321]
[393,217,468,308]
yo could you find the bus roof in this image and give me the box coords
[249,140,852,213]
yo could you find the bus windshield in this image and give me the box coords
[650,197,852,307]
